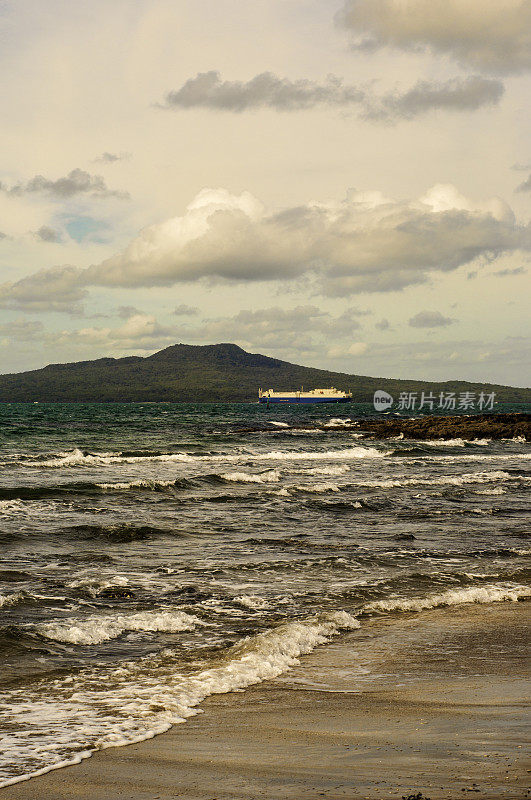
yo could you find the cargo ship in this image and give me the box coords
[258,387,352,404]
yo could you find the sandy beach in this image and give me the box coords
[3,601,528,800]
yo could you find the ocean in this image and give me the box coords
[0,402,529,787]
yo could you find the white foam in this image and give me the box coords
[30,444,384,469]
[475,487,506,495]
[351,470,515,489]
[34,610,204,645]
[96,478,180,490]
[0,499,25,515]
[323,418,351,427]
[233,595,269,610]
[365,584,530,614]
[66,574,130,596]
[0,611,360,787]
[270,487,291,497]
[267,421,289,427]
[294,483,340,493]
[0,592,24,608]
[304,465,350,476]
[30,449,197,468]
[221,470,281,483]
[254,446,383,462]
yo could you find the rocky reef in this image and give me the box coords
[352,412,529,441]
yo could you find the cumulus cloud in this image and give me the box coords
[1,168,129,199]
[1,184,528,309]
[375,317,390,330]
[516,173,531,192]
[409,310,455,327]
[365,76,503,122]
[173,303,199,316]
[0,265,86,313]
[163,71,365,112]
[34,225,62,243]
[162,71,502,120]
[65,314,174,350]
[93,184,527,295]
[337,0,531,74]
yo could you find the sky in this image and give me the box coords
[0,0,530,385]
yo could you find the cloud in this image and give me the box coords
[173,303,199,316]
[1,184,528,309]
[1,169,129,199]
[116,305,143,318]
[161,71,502,120]
[409,310,455,327]
[94,152,131,163]
[187,305,367,355]
[493,265,527,276]
[0,319,44,341]
[337,0,531,74]
[162,71,365,112]
[364,76,504,122]
[512,161,531,171]
[0,231,6,240]
[515,173,531,192]
[34,225,62,243]
[0,265,86,313]
[375,317,390,330]
[87,184,528,295]
[328,341,368,357]
[65,314,174,351]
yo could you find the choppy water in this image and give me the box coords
[0,402,529,786]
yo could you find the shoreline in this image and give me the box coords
[3,601,529,800]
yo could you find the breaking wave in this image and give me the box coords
[0,610,360,787]
[220,470,281,484]
[365,583,530,614]
[34,609,205,645]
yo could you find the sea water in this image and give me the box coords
[0,402,529,786]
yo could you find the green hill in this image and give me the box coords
[0,343,528,403]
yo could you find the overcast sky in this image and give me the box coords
[0,0,530,384]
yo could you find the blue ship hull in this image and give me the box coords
[259,397,350,404]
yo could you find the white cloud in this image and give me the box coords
[64,314,175,350]
[337,0,531,74]
[1,184,527,311]
[84,185,527,295]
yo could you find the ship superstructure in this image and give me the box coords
[258,387,352,404]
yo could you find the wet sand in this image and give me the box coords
[3,602,529,800]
